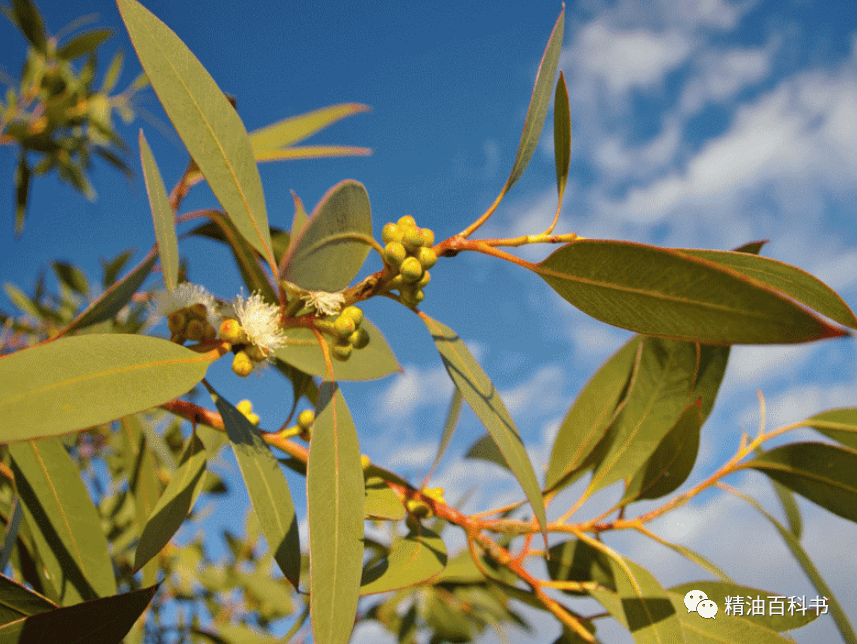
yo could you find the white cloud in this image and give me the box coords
[499,364,565,417]
[573,22,693,95]
[679,46,772,115]
[377,363,454,420]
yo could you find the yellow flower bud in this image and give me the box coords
[236,399,253,415]
[232,351,254,377]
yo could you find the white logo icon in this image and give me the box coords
[684,589,708,612]
[697,599,718,619]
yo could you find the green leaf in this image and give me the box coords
[9,439,116,605]
[744,442,857,523]
[589,337,699,494]
[666,596,801,643]
[0,334,215,440]
[690,344,730,424]
[63,251,156,335]
[249,103,370,153]
[51,261,89,295]
[188,214,278,304]
[121,416,161,587]
[360,524,447,595]
[57,29,112,60]
[100,50,124,94]
[3,283,42,320]
[0,573,56,624]
[135,432,207,573]
[11,0,46,53]
[600,550,684,643]
[678,248,857,329]
[535,239,847,345]
[139,131,179,291]
[213,389,300,591]
[553,72,571,201]
[503,7,564,193]
[728,485,857,644]
[14,152,31,236]
[419,312,548,543]
[281,179,373,292]
[669,581,819,632]
[801,408,857,451]
[116,0,274,268]
[307,382,364,644]
[286,190,309,258]
[635,532,732,582]
[622,400,702,503]
[364,477,405,521]
[545,335,643,493]
[274,319,401,381]
[546,539,615,596]
[464,434,509,470]
[0,583,159,644]
[423,388,464,483]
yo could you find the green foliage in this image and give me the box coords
[0,2,855,644]
[1,0,147,235]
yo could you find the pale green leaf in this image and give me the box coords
[744,442,857,523]
[360,524,447,595]
[801,407,857,451]
[545,335,643,493]
[139,131,179,290]
[135,433,207,573]
[249,103,370,152]
[57,29,112,60]
[307,382,364,644]
[214,390,300,590]
[62,252,157,335]
[365,477,405,521]
[10,439,116,605]
[419,313,548,542]
[0,334,214,440]
[281,179,372,292]
[117,0,274,267]
[536,239,847,345]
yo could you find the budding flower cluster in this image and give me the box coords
[381,216,436,308]
[150,283,222,344]
[326,305,370,362]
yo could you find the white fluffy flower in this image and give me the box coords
[301,290,345,317]
[232,291,286,358]
[150,283,221,328]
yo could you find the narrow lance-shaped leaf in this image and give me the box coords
[10,0,47,53]
[419,312,548,544]
[503,7,564,193]
[307,382,365,644]
[553,71,571,201]
[56,29,112,60]
[535,239,847,345]
[10,439,117,605]
[0,583,160,644]
[139,131,179,290]
[61,250,157,335]
[545,335,643,493]
[211,388,300,591]
[588,337,698,495]
[0,334,216,440]
[121,415,161,587]
[424,388,464,483]
[359,523,447,595]
[14,151,31,236]
[249,103,371,153]
[116,0,275,270]
[134,432,208,573]
[743,442,857,524]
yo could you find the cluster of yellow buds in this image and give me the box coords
[319,305,370,362]
[405,486,446,519]
[235,399,260,426]
[381,216,437,308]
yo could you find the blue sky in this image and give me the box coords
[2,1,857,643]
